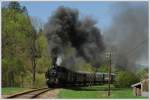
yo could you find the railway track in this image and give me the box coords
[6,88,51,99]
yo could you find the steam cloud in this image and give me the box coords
[45,6,105,70]
[104,2,148,71]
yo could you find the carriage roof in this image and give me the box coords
[55,66,115,75]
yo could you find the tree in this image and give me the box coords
[36,32,51,73]
[97,64,109,73]
[30,17,44,33]
[29,29,37,88]
[29,17,45,87]
[114,70,140,88]
[136,67,148,80]
[8,1,21,10]
[2,1,35,87]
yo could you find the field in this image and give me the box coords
[2,85,147,99]
[58,85,147,99]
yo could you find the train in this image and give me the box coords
[45,65,115,88]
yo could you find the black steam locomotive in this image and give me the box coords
[45,65,115,88]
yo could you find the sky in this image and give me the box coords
[2,1,147,33]
[17,1,146,33]
[19,1,114,32]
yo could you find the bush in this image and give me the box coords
[114,70,140,88]
[136,67,148,80]
[97,64,108,72]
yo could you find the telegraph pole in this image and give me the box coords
[106,51,112,96]
[108,52,111,96]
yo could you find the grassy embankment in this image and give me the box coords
[58,85,147,99]
[2,87,30,95]
[2,85,148,98]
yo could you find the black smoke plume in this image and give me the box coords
[104,2,148,71]
[44,6,105,69]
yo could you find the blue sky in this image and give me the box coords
[2,1,147,33]
[19,1,114,32]
[18,1,147,33]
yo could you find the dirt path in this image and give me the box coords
[37,88,60,99]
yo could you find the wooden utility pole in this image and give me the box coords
[106,51,111,96]
[108,52,111,96]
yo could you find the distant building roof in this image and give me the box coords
[131,82,142,87]
[131,79,149,87]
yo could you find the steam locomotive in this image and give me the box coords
[45,56,115,88]
[45,66,115,88]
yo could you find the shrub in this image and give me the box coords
[114,70,140,88]
[136,67,148,80]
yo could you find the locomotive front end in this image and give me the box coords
[45,56,63,88]
[45,67,59,88]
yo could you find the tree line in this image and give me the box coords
[2,1,51,88]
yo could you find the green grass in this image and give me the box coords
[2,87,30,95]
[58,85,148,99]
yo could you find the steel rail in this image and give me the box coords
[6,88,50,99]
